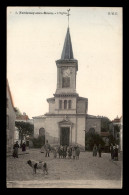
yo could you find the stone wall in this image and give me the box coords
[33,117,46,137]
[77,100,86,114]
[49,100,55,113]
[76,116,86,146]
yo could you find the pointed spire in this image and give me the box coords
[61,27,74,60]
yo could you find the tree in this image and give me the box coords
[114,125,120,132]
[15,121,34,145]
[14,107,22,117]
[101,116,111,132]
[31,136,45,148]
[85,132,105,151]
[108,134,115,145]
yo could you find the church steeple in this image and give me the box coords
[55,10,78,95]
[61,27,74,60]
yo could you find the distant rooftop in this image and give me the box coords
[16,115,29,121]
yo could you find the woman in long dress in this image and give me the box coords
[22,142,26,152]
[13,141,19,158]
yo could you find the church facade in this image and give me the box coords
[33,27,101,148]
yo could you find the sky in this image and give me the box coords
[7,7,122,120]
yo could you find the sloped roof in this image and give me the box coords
[112,118,120,123]
[16,115,29,121]
[7,79,15,108]
[32,115,46,119]
[87,114,101,119]
[61,27,74,60]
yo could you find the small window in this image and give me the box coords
[39,128,45,136]
[64,100,67,109]
[68,100,72,109]
[59,100,62,109]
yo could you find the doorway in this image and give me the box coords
[60,127,70,146]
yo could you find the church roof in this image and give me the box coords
[78,96,88,101]
[61,27,74,60]
[32,115,46,119]
[87,114,101,119]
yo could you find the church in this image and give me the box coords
[33,26,101,148]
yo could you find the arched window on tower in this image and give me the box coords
[64,100,67,109]
[88,128,95,134]
[68,100,72,109]
[39,128,45,136]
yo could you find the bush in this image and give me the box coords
[85,132,105,151]
[31,136,45,148]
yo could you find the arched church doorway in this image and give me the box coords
[88,128,95,134]
[60,127,70,146]
[39,128,45,145]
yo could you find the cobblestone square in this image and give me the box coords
[6,148,122,188]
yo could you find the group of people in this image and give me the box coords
[12,140,119,161]
[92,143,119,161]
[53,145,80,160]
[110,143,119,161]
[43,140,80,160]
[92,144,102,157]
[12,141,26,158]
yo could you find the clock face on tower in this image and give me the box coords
[62,68,71,88]
[62,68,71,77]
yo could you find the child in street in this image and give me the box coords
[72,146,76,159]
[53,146,58,158]
[75,145,80,159]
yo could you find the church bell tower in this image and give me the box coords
[55,27,78,96]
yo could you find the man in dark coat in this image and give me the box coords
[63,145,67,158]
[67,146,72,159]
[114,144,119,161]
[98,144,102,157]
[110,143,114,160]
[44,140,51,157]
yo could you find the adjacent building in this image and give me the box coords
[15,112,33,146]
[6,80,16,152]
[120,116,123,152]
[111,116,121,141]
[109,115,122,150]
